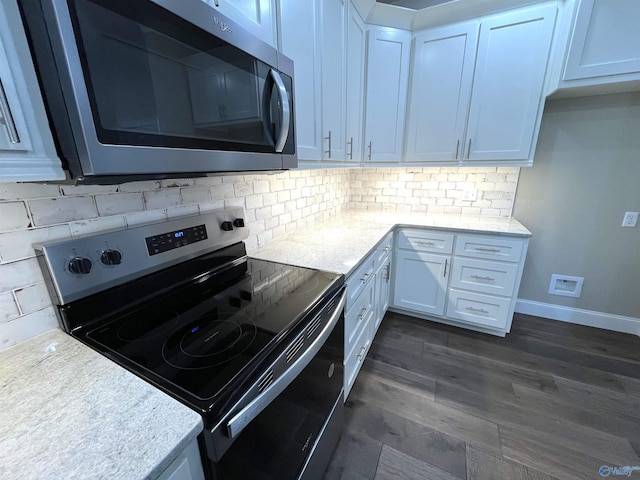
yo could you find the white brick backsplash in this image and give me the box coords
[253,180,270,194]
[125,209,167,227]
[29,196,98,226]
[95,192,144,216]
[0,306,58,352]
[180,186,211,205]
[198,201,225,213]
[0,258,45,293]
[118,180,161,193]
[0,291,19,322]
[70,216,127,237]
[0,183,60,200]
[0,225,72,262]
[210,183,235,201]
[0,202,31,232]
[60,184,118,195]
[245,194,264,210]
[161,178,194,188]
[166,205,200,219]
[13,283,50,315]
[234,182,254,197]
[144,189,182,210]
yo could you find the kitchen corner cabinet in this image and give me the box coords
[559,0,640,91]
[0,0,65,182]
[391,228,528,336]
[405,3,557,165]
[344,232,393,400]
[203,0,276,47]
[363,27,411,165]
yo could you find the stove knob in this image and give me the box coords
[233,218,245,228]
[68,257,92,275]
[221,221,234,232]
[100,249,122,266]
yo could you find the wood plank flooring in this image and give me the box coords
[323,312,640,480]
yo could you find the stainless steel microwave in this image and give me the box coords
[19,0,296,184]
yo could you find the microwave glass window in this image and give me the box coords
[70,0,291,153]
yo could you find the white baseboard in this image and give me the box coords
[515,299,640,336]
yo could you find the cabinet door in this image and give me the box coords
[321,0,347,162]
[464,4,556,162]
[345,2,366,163]
[564,0,640,81]
[405,22,478,163]
[374,254,392,333]
[278,0,323,161]
[0,0,64,181]
[205,0,276,46]
[392,250,448,316]
[363,27,411,164]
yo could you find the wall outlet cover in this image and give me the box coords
[548,274,584,298]
[622,211,639,228]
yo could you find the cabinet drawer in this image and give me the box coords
[450,257,518,296]
[374,232,394,265]
[398,229,454,254]
[454,235,523,262]
[445,289,511,329]
[344,317,372,400]
[345,278,375,358]
[346,254,376,311]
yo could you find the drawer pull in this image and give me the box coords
[357,346,366,361]
[465,306,489,314]
[416,240,436,246]
[361,272,371,283]
[470,275,495,282]
[443,259,448,278]
[475,247,501,253]
[383,246,391,253]
[359,305,371,321]
[385,263,391,282]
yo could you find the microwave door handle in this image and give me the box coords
[269,69,290,153]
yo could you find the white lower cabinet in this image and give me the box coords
[344,232,393,400]
[391,228,528,336]
[156,437,204,480]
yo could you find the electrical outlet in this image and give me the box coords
[622,212,639,228]
[463,189,477,201]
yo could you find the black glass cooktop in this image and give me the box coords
[81,257,342,405]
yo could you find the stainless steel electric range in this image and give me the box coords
[35,207,345,480]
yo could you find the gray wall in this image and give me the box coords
[513,92,640,318]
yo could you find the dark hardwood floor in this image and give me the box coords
[324,312,640,480]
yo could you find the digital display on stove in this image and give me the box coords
[145,224,208,256]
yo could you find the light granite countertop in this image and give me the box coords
[249,210,531,276]
[0,329,203,480]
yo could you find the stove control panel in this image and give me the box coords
[34,207,248,305]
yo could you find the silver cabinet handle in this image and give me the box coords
[454,139,460,160]
[475,247,500,253]
[359,304,371,321]
[443,259,448,278]
[416,240,435,246]
[214,0,219,6]
[470,275,495,282]
[367,141,372,161]
[325,130,332,158]
[357,345,366,361]
[383,246,391,254]
[347,136,353,160]
[361,271,372,284]
[465,306,489,314]
[269,69,291,153]
[385,263,391,282]
[466,138,472,159]
[0,80,20,144]
[226,290,346,439]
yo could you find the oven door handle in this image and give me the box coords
[226,289,346,439]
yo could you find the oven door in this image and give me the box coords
[203,295,345,480]
[22,0,295,180]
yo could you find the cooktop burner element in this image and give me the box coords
[117,310,180,343]
[162,315,257,370]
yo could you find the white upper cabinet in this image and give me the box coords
[345,3,366,164]
[0,0,64,182]
[204,0,276,47]
[557,0,640,93]
[405,22,478,163]
[405,3,556,165]
[363,27,411,164]
[321,0,347,163]
[465,4,557,162]
[277,0,323,161]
